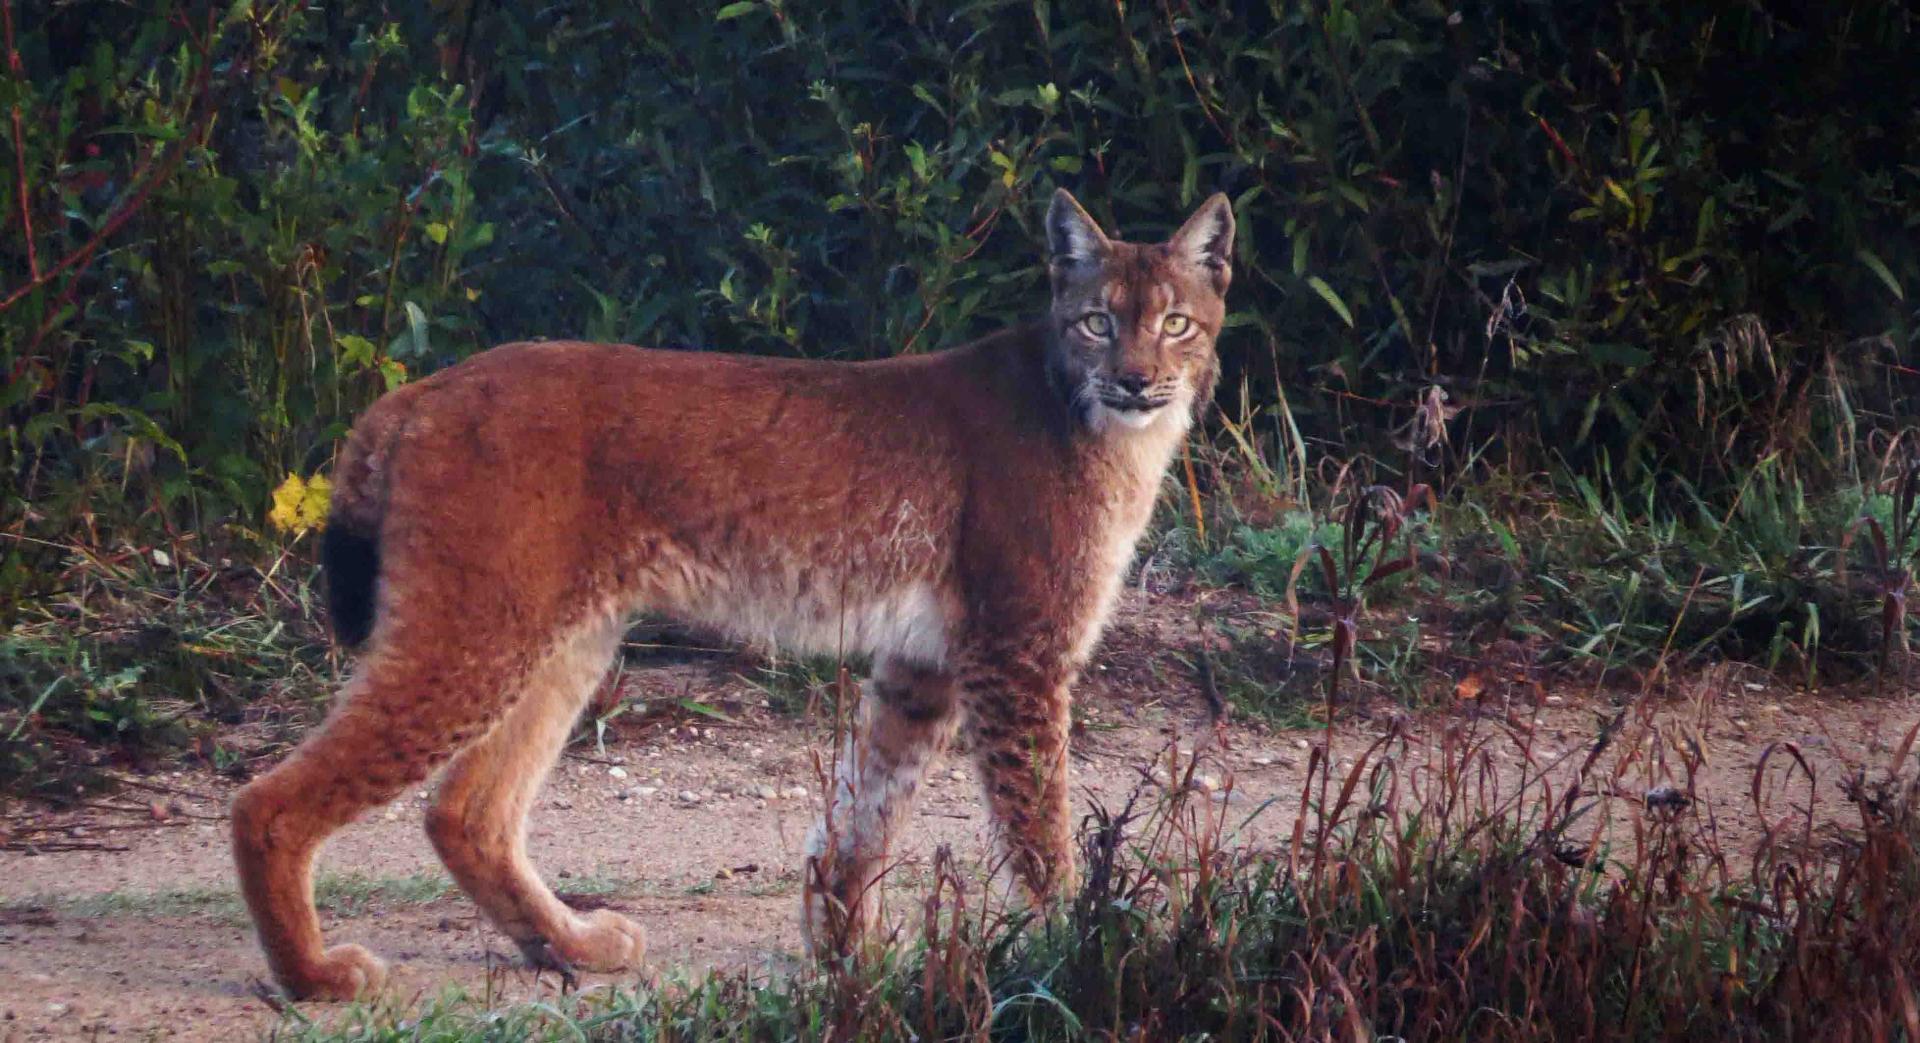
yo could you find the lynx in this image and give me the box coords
[231,189,1235,999]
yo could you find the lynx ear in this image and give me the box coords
[1046,189,1111,271]
[1169,192,1235,290]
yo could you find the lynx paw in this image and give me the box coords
[522,910,648,974]
[800,875,872,960]
[279,943,389,1002]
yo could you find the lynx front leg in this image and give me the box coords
[959,658,1079,904]
[803,659,960,958]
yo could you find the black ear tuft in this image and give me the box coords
[1169,193,1236,285]
[1046,188,1112,270]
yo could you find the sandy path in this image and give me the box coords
[3,595,1911,1041]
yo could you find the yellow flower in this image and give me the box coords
[269,473,333,536]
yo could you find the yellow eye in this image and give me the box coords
[1162,314,1192,337]
[1079,313,1113,338]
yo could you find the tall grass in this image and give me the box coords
[282,693,1920,1042]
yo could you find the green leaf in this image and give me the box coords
[1857,249,1905,301]
[1304,276,1353,327]
[677,699,737,723]
[338,334,377,368]
[424,222,449,245]
[402,301,430,358]
[715,1,759,20]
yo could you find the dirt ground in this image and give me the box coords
[3,590,1914,1042]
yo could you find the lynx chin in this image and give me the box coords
[231,188,1236,999]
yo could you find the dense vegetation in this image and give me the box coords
[4,1,1914,538]
[4,0,1917,779]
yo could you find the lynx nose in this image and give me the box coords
[1114,371,1151,395]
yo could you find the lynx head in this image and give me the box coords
[1044,189,1233,434]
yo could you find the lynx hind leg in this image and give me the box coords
[426,619,646,975]
[803,658,960,957]
[960,658,1078,905]
[232,640,524,1000]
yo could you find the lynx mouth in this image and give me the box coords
[1098,394,1168,414]
[1093,395,1172,430]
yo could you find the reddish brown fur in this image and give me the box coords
[231,190,1234,999]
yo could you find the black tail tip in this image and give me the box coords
[321,523,380,648]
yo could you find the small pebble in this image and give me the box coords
[1250,755,1276,767]
[753,784,778,800]
[608,766,629,780]
[781,785,809,800]
[677,790,702,804]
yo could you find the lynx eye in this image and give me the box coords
[1079,312,1113,338]
[1161,313,1193,337]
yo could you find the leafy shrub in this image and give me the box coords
[4,0,1916,550]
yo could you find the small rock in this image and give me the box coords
[1644,785,1690,811]
[47,1003,68,1016]
[781,785,809,800]
[552,799,573,810]
[677,790,702,805]
[151,548,171,567]
[608,766,629,780]
[630,786,659,799]
[1544,695,1565,706]
[1295,739,1312,751]
[1249,755,1276,767]
[1191,773,1219,793]
[948,767,966,781]
[753,784,778,800]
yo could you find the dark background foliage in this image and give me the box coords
[3,0,1916,571]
